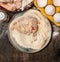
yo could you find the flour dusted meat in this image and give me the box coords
[0,0,33,11]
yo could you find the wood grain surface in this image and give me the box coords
[0,12,60,62]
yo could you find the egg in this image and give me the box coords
[37,0,47,7]
[53,13,60,22]
[45,5,55,15]
[53,0,60,6]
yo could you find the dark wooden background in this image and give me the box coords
[0,12,60,62]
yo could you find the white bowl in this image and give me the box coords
[8,10,52,53]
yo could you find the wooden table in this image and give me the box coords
[0,12,60,62]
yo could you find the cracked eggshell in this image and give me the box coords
[53,0,60,6]
[37,0,47,7]
[45,5,55,15]
[0,9,9,22]
[0,12,5,21]
[53,13,60,22]
[20,0,33,11]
